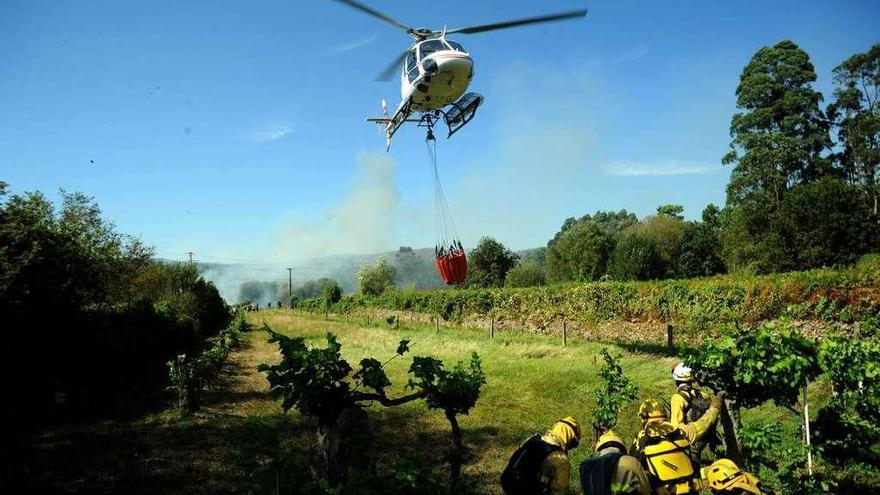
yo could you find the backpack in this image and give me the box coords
[642,436,696,489]
[579,452,622,495]
[501,435,562,495]
[679,388,720,458]
[679,389,711,424]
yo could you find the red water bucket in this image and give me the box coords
[435,250,467,285]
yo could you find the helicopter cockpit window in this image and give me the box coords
[418,40,446,60]
[446,40,466,52]
[406,49,418,82]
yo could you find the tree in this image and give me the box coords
[607,229,664,281]
[678,222,725,278]
[294,278,338,299]
[465,237,519,288]
[518,247,547,271]
[238,280,279,304]
[719,192,792,274]
[323,280,343,305]
[778,176,877,268]
[546,219,614,282]
[590,210,639,235]
[702,203,722,229]
[828,43,880,215]
[656,204,685,220]
[259,327,485,487]
[505,263,546,288]
[723,40,832,207]
[358,257,396,296]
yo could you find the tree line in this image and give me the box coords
[465,41,879,289]
[0,182,229,444]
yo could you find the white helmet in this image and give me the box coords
[672,363,695,383]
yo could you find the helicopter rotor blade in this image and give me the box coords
[376,49,409,81]
[332,0,413,34]
[446,9,587,35]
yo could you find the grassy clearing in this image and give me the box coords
[17,310,822,494]
[252,310,819,492]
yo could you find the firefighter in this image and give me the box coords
[670,363,718,462]
[501,417,582,495]
[705,458,769,495]
[632,392,726,495]
[580,430,650,495]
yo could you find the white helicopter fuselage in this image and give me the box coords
[400,38,473,112]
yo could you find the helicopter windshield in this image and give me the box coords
[418,40,446,60]
[446,40,466,52]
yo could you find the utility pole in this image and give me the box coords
[287,267,293,303]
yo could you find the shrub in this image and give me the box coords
[505,263,546,288]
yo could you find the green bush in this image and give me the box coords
[505,263,546,288]
[327,255,879,335]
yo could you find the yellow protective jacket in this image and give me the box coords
[631,405,721,495]
[595,446,651,495]
[538,422,577,495]
[670,386,708,427]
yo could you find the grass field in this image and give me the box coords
[20,310,825,493]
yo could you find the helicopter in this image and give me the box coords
[333,0,588,149]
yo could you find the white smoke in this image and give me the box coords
[272,151,416,259]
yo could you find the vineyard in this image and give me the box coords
[292,254,880,344]
[17,309,877,494]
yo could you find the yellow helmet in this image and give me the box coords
[639,399,668,423]
[595,430,626,453]
[550,416,581,450]
[707,459,763,494]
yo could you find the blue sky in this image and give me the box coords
[2,0,878,264]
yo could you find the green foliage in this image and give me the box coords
[465,237,519,288]
[353,358,391,395]
[323,281,343,305]
[738,421,783,468]
[547,210,638,286]
[167,314,246,413]
[339,255,880,336]
[684,320,820,409]
[258,327,485,484]
[295,278,341,299]
[608,229,664,281]
[828,43,880,216]
[814,329,880,462]
[723,40,831,207]
[258,330,353,426]
[505,263,546,288]
[546,218,613,282]
[632,215,687,278]
[408,353,486,417]
[0,185,227,426]
[677,221,725,278]
[358,258,397,296]
[591,348,638,438]
[656,204,685,219]
[780,176,878,268]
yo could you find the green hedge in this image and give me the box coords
[304,255,880,330]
